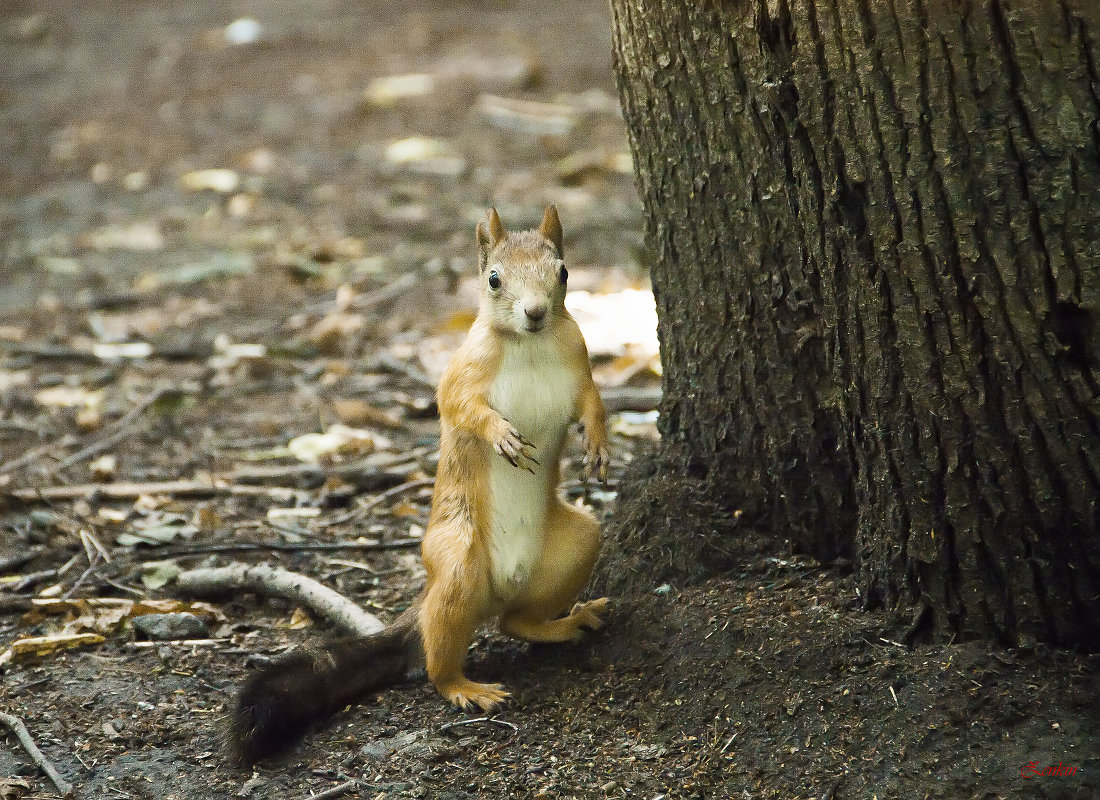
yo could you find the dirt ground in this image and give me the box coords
[1,1,1098,798]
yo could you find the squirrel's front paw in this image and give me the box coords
[495,422,538,472]
[583,437,609,483]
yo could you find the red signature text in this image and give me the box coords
[1020,761,1077,778]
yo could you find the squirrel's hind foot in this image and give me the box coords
[438,678,511,712]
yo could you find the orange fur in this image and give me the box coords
[419,206,610,711]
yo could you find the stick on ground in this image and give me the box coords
[175,562,384,636]
[3,479,308,503]
[0,711,74,796]
[298,779,361,800]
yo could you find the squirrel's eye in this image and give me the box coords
[488,270,501,290]
[558,264,568,285]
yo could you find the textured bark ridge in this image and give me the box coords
[609,0,1100,648]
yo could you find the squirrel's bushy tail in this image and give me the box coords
[229,608,421,764]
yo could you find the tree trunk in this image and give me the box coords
[608,0,1100,649]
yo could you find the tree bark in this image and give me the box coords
[609,0,1100,648]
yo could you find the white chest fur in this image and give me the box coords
[486,331,579,599]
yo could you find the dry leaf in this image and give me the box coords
[286,425,391,463]
[390,500,422,518]
[267,507,321,521]
[192,506,223,531]
[24,597,224,637]
[611,410,661,441]
[363,73,434,107]
[332,399,405,429]
[592,344,662,388]
[179,168,240,193]
[308,312,364,354]
[0,633,106,665]
[96,507,129,523]
[92,341,154,360]
[0,777,32,800]
[384,136,467,177]
[477,94,577,136]
[89,454,118,480]
[78,221,164,251]
[141,560,182,591]
[0,370,29,392]
[75,404,103,430]
[288,607,313,629]
[34,385,103,409]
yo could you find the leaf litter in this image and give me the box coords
[0,1,1095,799]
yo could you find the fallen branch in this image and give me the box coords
[175,562,384,636]
[601,386,661,413]
[228,454,420,489]
[3,459,425,504]
[298,779,361,800]
[0,712,73,796]
[3,479,309,503]
[124,638,230,649]
[149,537,422,559]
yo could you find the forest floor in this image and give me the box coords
[1,1,1097,799]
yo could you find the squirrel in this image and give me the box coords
[229,205,611,763]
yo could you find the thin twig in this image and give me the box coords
[227,451,420,485]
[373,354,438,390]
[4,479,310,503]
[299,271,418,317]
[61,552,103,600]
[56,386,164,470]
[439,716,519,734]
[10,569,59,593]
[316,478,435,528]
[350,273,419,310]
[55,426,131,472]
[52,388,166,474]
[124,638,230,649]
[298,779,361,800]
[147,537,423,559]
[0,711,74,796]
[0,546,47,574]
[0,434,79,478]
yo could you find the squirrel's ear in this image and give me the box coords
[477,208,507,272]
[538,204,563,257]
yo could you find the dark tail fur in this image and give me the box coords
[229,608,422,764]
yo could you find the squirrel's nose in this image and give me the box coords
[524,303,547,323]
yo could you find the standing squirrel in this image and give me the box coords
[230,206,611,763]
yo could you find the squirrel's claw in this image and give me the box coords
[582,437,609,484]
[495,422,539,471]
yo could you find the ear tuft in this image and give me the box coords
[477,208,508,272]
[538,204,563,256]
[487,208,507,245]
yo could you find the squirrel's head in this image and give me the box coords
[476,205,568,336]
